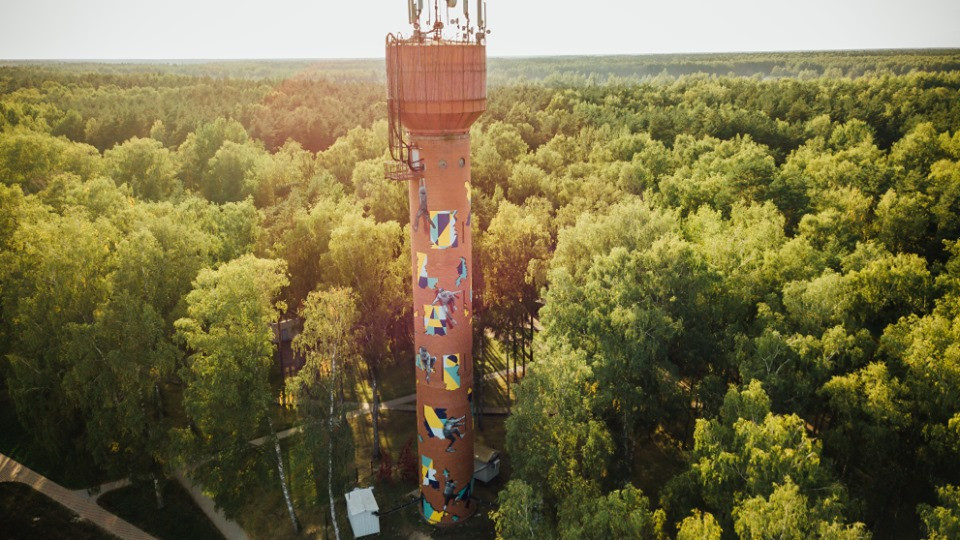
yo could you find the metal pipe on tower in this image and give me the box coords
[385,1,487,526]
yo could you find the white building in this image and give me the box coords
[474,444,501,483]
[345,487,380,537]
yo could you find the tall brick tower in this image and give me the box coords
[386,0,488,526]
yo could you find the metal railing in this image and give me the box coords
[384,161,422,182]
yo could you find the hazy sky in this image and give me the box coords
[1,0,958,59]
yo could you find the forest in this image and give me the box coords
[1,50,960,539]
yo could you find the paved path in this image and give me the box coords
[81,478,132,502]
[0,452,158,540]
[174,471,249,540]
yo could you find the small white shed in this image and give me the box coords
[345,487,380,537]
[474,444,501,483]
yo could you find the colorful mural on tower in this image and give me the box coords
[416,346,437,382]
[413,178,430,232]
[423,500,444,524]
[431,288,462,331]
[421,455,439,490]
[443,354,461,390]
[423,405,466,452]
[430,210,459,249]
[423,304,451,336]
[455,257,468,287]
[417,252,438,289]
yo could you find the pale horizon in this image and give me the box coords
[1,0,958,60]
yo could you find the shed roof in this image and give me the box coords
[474,444,499,463]
[345,487,379,516]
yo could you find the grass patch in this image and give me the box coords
[0,482,117,540]
[340,356,417,405]
[230,403,511,539]
[97,480,225,540]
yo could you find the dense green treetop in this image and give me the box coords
[1,55,959,538]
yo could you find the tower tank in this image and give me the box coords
[386,0,488,526]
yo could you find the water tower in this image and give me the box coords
[386,0,488,526]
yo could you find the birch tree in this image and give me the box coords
[289,287,360,540]
[173,255,299,531]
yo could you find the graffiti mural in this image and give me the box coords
[421,456,439,490]
[413,178,430,232]
[456,478,475,509]
[443,354,461,390]
[429,210,458,249]
[442,469,458,510]
[423,304,451,336]
[423,405,466,452]
[417,252,438,289]
[431,288,462,331]
[422,500,444,524]
[455,256,468,287]
[416,346,437,383]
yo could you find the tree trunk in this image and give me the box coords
[154,382,164,418]
[505,332,512,414]
[328,345,342,540]
[523,317,528,377]
[277,314,286,405]
[476,333,484,431]
[527,312,534,376]
[511,326,517,384]
[152,473,165,510]
[516,320,524,380]
[268,416,300,534]
[371,368,382,461]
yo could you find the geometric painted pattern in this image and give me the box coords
[423,500,444,524]
[423,405,448,439]
[421,455,439,489]
[429,210,458,250]
[443,354,461,391]
[455,256,468,287]
[423,304,450,336]
[418,252,438,289]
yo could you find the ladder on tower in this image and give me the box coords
[385,33,424,182]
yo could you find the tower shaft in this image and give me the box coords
[409,133,476,524]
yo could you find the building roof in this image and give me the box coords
[345,487,379,516]
[270,318,301,344]
[474,444,499,463]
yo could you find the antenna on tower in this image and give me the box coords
[403,0,483,42]
[461,0,470,39]
[408,0,425,27]
[475,0,488,40]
